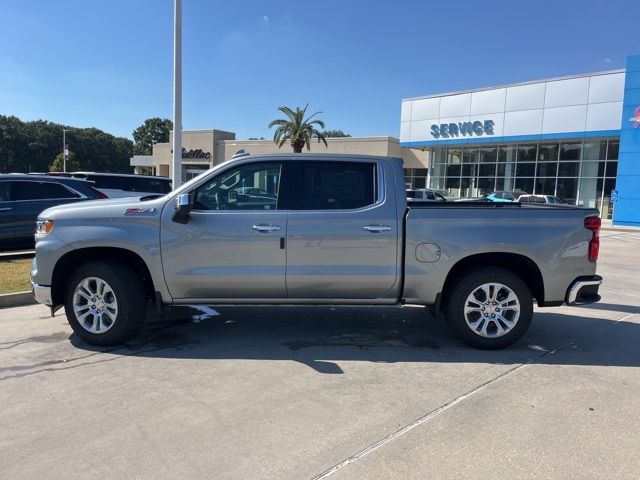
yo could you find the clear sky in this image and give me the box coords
[1,0,638,140]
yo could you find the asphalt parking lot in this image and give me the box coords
[1,231,639,479]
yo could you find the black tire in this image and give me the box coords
[64,261,146,346]
[444,267,533,349]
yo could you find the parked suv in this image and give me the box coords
[45,173,172,198]
[0,175,105,250]
[485,190,529,202]
[406,189,447,202]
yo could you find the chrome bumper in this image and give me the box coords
[566,275,603,305]
[31,282,53,305]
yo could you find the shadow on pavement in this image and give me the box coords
[68,301,640,374]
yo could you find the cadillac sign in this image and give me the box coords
[431,119,495,139]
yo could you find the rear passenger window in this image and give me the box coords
[15,181,78,200]
[0,182,11,201]
[295,162,376,210]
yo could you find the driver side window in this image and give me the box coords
[193,162,282,211]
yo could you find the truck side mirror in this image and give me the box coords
[172,193,192,224]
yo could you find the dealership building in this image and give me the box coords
[400,54,640,225]
[132,55,640,226]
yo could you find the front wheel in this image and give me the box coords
[445,267,533,349]
[64,261,147,346]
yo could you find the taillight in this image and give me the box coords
[584,216,601,262]
[91,187,109,199]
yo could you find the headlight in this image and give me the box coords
[35,219,54,240]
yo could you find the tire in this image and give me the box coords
[444,267,533,349]
[64,260,146,346]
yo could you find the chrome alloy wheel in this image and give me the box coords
[72,277,118,334]
[463,283,521,338]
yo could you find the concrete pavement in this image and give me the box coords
[1,232,639,479]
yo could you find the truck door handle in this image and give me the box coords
[252,224,281,232]
[363,225,391,232]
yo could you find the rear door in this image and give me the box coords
[285,160,399,300]
[0,181,16,247]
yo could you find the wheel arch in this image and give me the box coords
[440,252,545,309]
[51,247,156,306]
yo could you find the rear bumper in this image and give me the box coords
[31,282,53,306]
[566,275,603,305]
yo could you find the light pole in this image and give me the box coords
[62,129,69,172]
[172,0,182,187]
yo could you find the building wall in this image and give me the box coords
[401,70,625,147]
[614,54,640,226]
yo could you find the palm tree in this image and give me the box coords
[268,104,328,153]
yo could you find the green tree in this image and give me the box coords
[322,129,351,138]
[268,104,327,153]
[132,118,173,155]
[49,151,80,172]
[0,115,133,174]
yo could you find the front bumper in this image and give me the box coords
[31,282,53,306]
[566,275,603,305]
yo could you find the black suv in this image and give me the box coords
[0,175,105,250]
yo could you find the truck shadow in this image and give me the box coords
[69,303,640,374]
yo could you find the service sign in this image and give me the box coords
[431,119,495,139]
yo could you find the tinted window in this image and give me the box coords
[15,181,78,200]
[426,191,435,200]
[0,182,10,201]
[194,162,281,211]
[295,162,375,210]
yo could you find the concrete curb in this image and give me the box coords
[0,291,36,309]
[602,226,640,233]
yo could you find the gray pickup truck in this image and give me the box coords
[30,154,603,349]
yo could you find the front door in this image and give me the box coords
[285,160,399,300]
[160,161,287,300]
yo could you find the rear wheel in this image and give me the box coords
[64,261,146,345]
[445,267,533,349]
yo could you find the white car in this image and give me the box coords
[517,194,566,204]
[406,188,447,202]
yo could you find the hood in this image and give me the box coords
[40,195,169,220]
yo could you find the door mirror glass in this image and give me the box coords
[172,193,192,223]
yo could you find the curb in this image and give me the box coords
[0,291,36,309]
[602,227,640,233]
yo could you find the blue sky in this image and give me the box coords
[1,0,639,140]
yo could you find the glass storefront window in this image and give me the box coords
[446,164,461,177]
[430,177,446,190]
[462,164,478,177]
[556,178,578,204]
[498,145,517,163]
[413,178,426,188]
[516,162,536,177]
[517,144,537,162]
[497,162,515,178]
[535,177,556,195]
[582,141,606,161]
[536,162,557,177]
[602,178,616,220]
[515,178,534,193]
[477,178,495,194]
[559,142,581,161]
[460,177,477,198]
[463,147,479,163]
[607,140,619,160]
[496,176,515,191]
[605,161,617,177]
[479,147,497,163]
[430,163,446,177]
[448,148,462,164]
[578,177,603,209]
[478,163,496,177]
[538,143,559,161]
[581,161,605,177]
[433,148,447,163]
[557,162,580,177]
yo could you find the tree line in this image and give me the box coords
[0,115,135,174]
